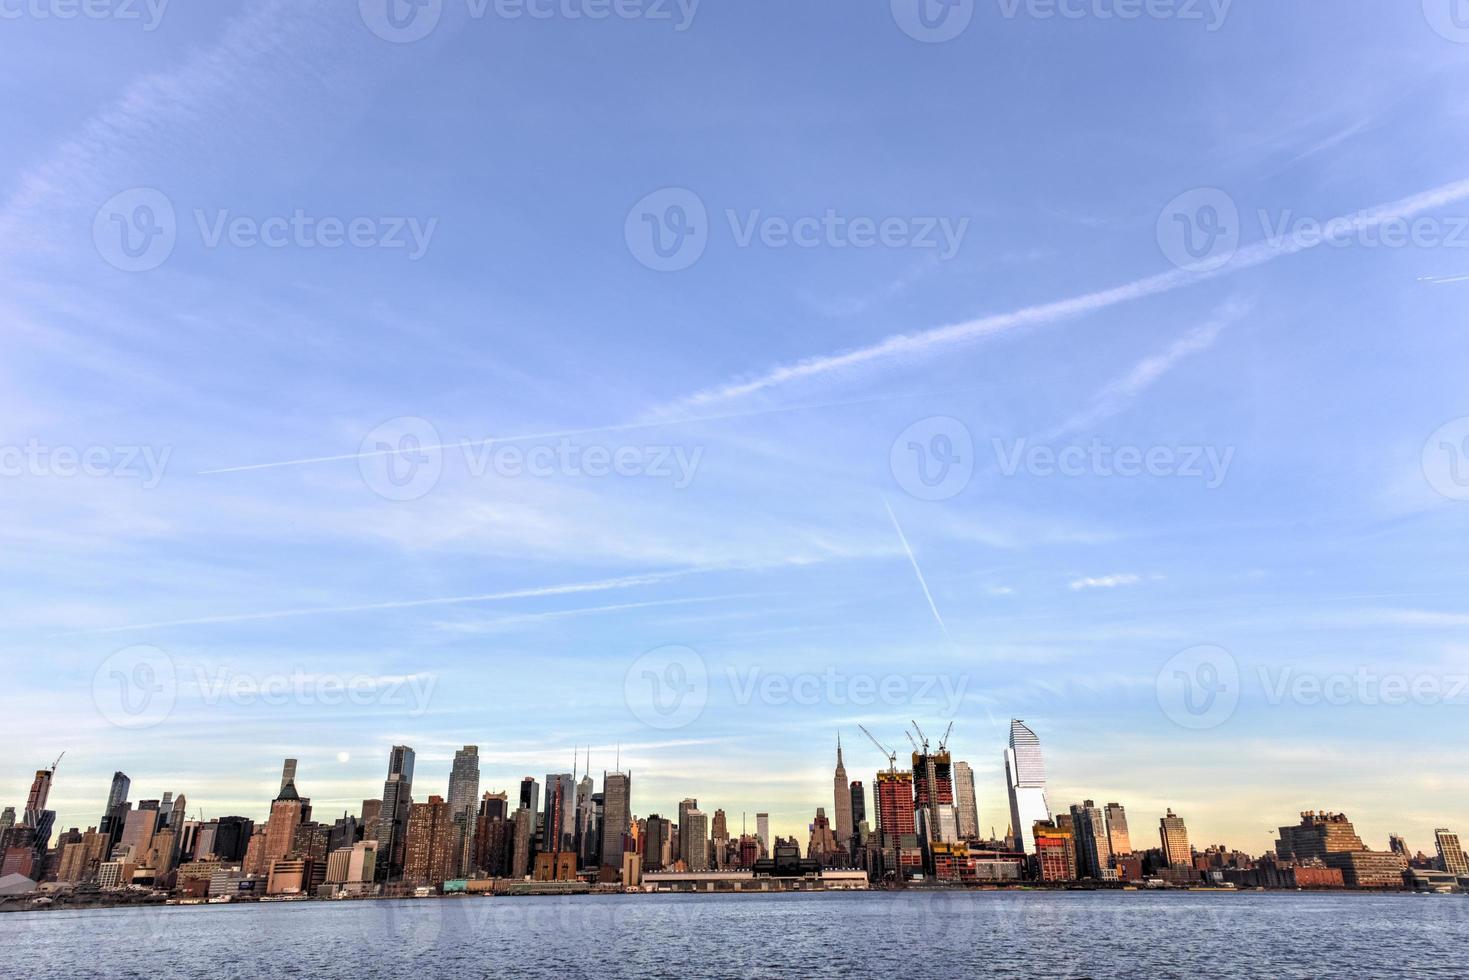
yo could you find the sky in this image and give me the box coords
[2,0,1468,859]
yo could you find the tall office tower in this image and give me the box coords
[600,771,631,873]
[212,816,254,862]
[875,770,921,878]
[954,763,979,840]
[684,810,710,871]
[23,768,54,835]
[510,807,534,878]
[264,778,307,868]
[1069,800,1113,879]
[542,773,577,855]
[403,796,455,888]
[1159,809,1191,868]
[446,746,480,877]
[360,799,383,843]
[833,735,855,852]
[644,815,667,871]
[806,808,842,865]
[279,760,298,797]
[849,783,866,827]
[1389,834,1409,858]
[102,772,130,819]
[1104,803,1131,857]
[99,772,132,851]
[118,805,159,862]
[575,772,596,866]
[1005,720,1051,855]
[475,793,512,877]
[375,746,415,881]
[1434,829,1469,876]
[678,799,699,866]
[756,813,770,859]
[0,808,14,834]
[519,777,540,814]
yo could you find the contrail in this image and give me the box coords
[50,568,721,637]
[196,388,990,476]
[664,177,1469,414]
[883,496,954,644]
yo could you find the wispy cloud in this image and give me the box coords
[1044,298,1251,440]
[1070,574,1142,591]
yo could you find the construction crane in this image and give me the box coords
[938,722,954,752]
[48,751,65,773]
[911,721,929,753]
[905,730,920,753]
[858,724,898,774]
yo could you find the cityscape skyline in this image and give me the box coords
[7,717,1463,865]
[5,2,1469,896]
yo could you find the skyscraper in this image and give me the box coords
[874,770,921,878]
[755,812,770,859]
[375,745,415,882]
[954,763,979,840]
[1434,829,1468,876]
[99,772,131,852]
[403,796,455,888]
[1159,809,1191,868]
[1005,720,1051,855]
[1104,803,1131,857]
[263,767,308,870]
[1069,800,1113,880]
[684,809,709,871]
[600,770,631,874]
[833,735,854,851]
[446,746,480,877]
[849,783,866,828]
[542,773,577,855]
[678,799,699,867]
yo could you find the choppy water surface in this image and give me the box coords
[3,890,1465,978]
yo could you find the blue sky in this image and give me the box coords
[2,1,1468,857]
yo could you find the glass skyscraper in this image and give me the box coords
[1005,719,1051,855]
